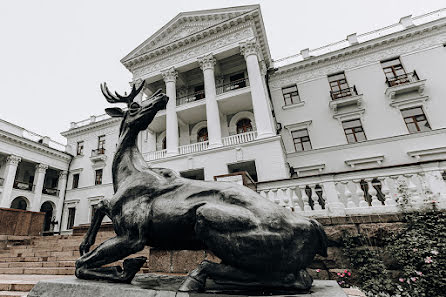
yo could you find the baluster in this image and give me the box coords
[342,181,356,208]
[271,189,280,205]
[367,179,381,207]
[379,177,395,206]
[405,174,421,206]
[418,172,433,203]
[321,189,328,210]
[290,187,301,211]
[310,184,322,210]
[299,186,312,211]
[282,188,291,206]
[353,180,368,207]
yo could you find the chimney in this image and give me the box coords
[399,15,415,29]
[300,48,310,60]
[347,33,359,45]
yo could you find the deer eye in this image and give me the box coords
[130,102,140,109]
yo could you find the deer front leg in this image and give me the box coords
[79,200,108,255]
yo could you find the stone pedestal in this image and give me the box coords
[28,275,346,297]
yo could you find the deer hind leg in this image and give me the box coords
[79,200,109,255]
[75,236,146,283]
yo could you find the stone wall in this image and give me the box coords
[0,208,45,236]
[73,213,405,278]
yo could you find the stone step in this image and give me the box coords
[0,283,33,292]
[0,291,28,297]
[0,261,76,268]
[0,267,75,275]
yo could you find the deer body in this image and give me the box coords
[75,83,327,292]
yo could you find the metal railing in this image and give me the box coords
[42,187,60,196]
[91,148,106,157]
[13,180,33,191]
[216,78,249,95]
[330,86,358,100]
[176,90,205,106]
[385,71,420,87]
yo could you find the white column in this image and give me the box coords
[161,67,179,156]
[132,79,144,152]
[54,170,67,233]
[240,39,275,139]
[31,163,48,211]
[199,54,222,148]
[0,155,21,208]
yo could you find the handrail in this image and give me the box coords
[176,90,205,106]
[385,71,419,87]
[216,78,249,95]
[13,180,33,191]
[91,148,106,157]
[330,86,358,100]
[42,187,60,196]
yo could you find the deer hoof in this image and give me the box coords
[178,276,205,292]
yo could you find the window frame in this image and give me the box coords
[97,135,106,151]
[281,85,300,106]
[291,128,312,152]
[342,119,367,144]
[401,107,431,133]
[197,127,208,142]
[76,141,84,156]
[94,169,103,185]
[67,207,76,230]
[72,173,79,189]
[236,118,253,134]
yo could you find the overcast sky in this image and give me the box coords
[0,0,444,144]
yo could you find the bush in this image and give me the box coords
[342,204,446,297]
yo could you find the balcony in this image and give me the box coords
[216,78,249,95]
[145,131,258,161]
[90,148,107,163]
[328,86,363,114]
[384,71,426,102]
[42,187,59,196]
[13,180,33,192]
[176,90,205,106]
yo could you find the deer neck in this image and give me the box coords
[112,127,157,191]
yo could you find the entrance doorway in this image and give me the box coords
[40,201,54,233]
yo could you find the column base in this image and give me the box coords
[208,142,223,149]
[256,131,276,139]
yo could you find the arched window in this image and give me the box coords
[10,197,28,210]
[40,201,54,232]
[236,119,253,134]
[197,128,208,142]
[162,137,166,150]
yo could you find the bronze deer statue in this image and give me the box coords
[75,82,328,292]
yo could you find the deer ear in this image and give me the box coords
[105,108,124,118]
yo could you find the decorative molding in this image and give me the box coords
[329,94,363,113]
[407,146,446,161]
[198,54,216,71]
[6,155,21,165]
[228,111,256,135]
[240,38,260,60]
[161,67,178,83]
[344,155,384,168]
[131,26,255,80]
[282,101,305,110]
[190,121,207,143]
[385,79,426,99]
[269,28,446,90]
[61,117,120,138]
[70,168,83,174]
[59,171,68,179]
[389,95,428,110]
[284,120,312,131]
[293,164,325,177]
[333,109,365,122]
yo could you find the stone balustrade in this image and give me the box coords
[144,149,167,161]
[257,166,446,217]
[222,131,257,146]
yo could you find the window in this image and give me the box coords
[95,169,103,185]
[328,72,351,99]
[381,57,408,86]
[97,135,105,153]
[197,128,208,142]
[72,174,79,189]
[291,129,312,152]
[76,141,84,156]
[401,107,431,133]
[236,119,253,134]
[162,137,166,150]
[282,85,299,105]
[342,119,367,143]
[67,207,76,229]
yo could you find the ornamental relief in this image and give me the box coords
[132,26,255,80]
[269,32,446,90]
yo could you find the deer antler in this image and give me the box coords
[100,81,145,105]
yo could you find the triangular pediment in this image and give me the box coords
[122,5,259,63]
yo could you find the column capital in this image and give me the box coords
[198,54,216,71]
[59,170,68,179]
[130,79,144,88]
[161,67,178,83]
[6,155,21,165]
[35,164,48,173]
[259,60,267,76]
[240,39,260,60]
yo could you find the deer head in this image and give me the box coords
[101,81,168,137]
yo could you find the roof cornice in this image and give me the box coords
[272,17,446,78]
[61,117,120,137]
[121,6,272,70]
[0,130,72,162]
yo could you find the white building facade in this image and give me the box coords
[0,119,71,233]
[61,6,446,232]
